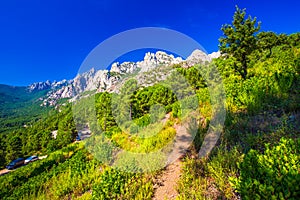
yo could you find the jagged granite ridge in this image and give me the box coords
[27,49,220,106]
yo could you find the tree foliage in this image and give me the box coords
[219,6,261,79]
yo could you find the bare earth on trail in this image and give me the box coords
[153,159,182,200]
[153,116,197,200]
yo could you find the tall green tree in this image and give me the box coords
[219,6,261,79]
[95,92,116,131]
[5,135,22,162]
[0,135,6,167]
[56,112,77,147]
[112,79,138,127]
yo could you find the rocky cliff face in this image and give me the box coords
[28,79,70,93]
[137,51,183,72]
[208,51,221,59]
[110,51,183,74]
[31,49,219,106]
[28,80,52,92]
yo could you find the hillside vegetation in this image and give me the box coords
[0,6,299,200]
[0,84,50,133]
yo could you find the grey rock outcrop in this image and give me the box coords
[28,80,52,92]
[208,51,221,59]
[137,51,183,72]
[185,49,211,67]
[110,62,137,74]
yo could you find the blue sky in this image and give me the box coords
[0,0,299,86]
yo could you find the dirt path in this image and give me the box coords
[153,115,197,200]
[153,159,182,200]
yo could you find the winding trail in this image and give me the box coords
[153,115,197,200]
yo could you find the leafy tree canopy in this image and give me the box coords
[219,6,261,79]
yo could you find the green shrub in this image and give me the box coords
[207,148,242,199]
[134,114,151,128]
[92,168,132,199]
[231,138,300,199]
[171,102,181,118]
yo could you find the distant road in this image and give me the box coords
[0,168,11,176]
[0,155,48,176]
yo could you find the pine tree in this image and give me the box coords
[5,135,22,162]
[219,6,260,79]
[0,135,6,167]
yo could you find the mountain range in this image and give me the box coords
[28,49,220,107]
[0,49,219,133]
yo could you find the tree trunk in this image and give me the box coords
[129,102,132,120]
[241,54,248,79]
[104,116,106,131]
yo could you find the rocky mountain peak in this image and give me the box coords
[110,62,137,74]
[110,51,183,74]
[137,51,183,72]
[28,80,52,92]
[208,51,221,59]
[38,49,218,106]
[186,49,211,66]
